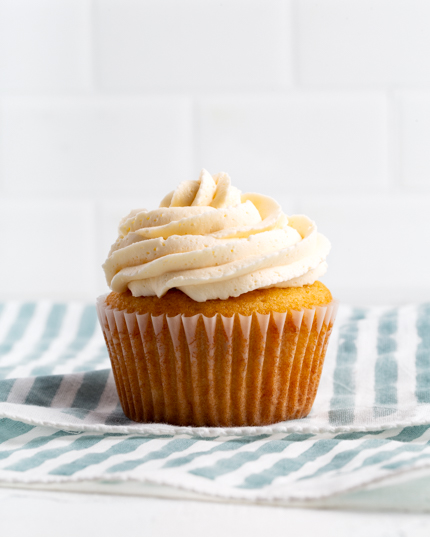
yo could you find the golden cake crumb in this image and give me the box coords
[105,281,332,317]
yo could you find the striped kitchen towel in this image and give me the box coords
[0,300,430,505]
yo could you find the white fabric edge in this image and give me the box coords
[2,402,430,437]
[3,473,430,511]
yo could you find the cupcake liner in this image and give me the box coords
[96,295,338,427]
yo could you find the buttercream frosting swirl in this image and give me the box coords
[103,169,330,302]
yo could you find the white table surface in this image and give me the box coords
[2,485,430,537]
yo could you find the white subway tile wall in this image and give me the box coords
[93,0,293,91]
[300,196,430,304]
[1,96,193,196]
[0,199,96,299]
[0,0,429,304]
[0,0,91,92]
[399,92,430,188]
[297,0,430,88]
[196,93,388,194]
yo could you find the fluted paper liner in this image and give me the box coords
[96,296,338,427]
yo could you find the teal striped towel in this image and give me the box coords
[1,300,430,505]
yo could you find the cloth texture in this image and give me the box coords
[0,300,430,504]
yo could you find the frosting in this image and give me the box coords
[103,169,330,302]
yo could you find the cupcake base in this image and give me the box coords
[96,296,338,427]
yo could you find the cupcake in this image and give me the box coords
[97,170,337,427]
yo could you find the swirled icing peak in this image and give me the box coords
[103,169,330,302]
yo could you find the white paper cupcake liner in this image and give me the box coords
[96,295,338,427]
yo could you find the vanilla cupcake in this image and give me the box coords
[97,170,337,426]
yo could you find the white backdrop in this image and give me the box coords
[0,0,429,304]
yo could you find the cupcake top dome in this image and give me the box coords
[103,170,330,302]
